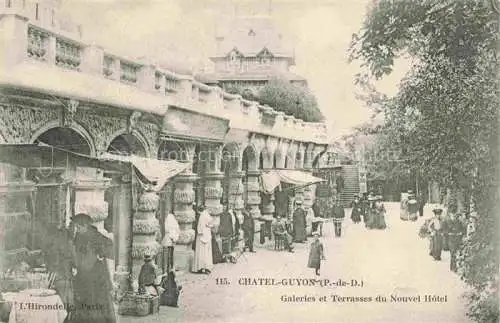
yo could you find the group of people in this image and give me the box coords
[401,189,426,221]
[419,206,473,272]
[350,193,387,230]
[191,203,256,274]
[37,213,116,323]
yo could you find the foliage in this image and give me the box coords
[257,78,324,122]
[224,84,256,101]
[350,0,499,321]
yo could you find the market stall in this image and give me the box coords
[0,143,191,321]
[260,169,325,240]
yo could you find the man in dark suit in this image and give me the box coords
[332,200,346,237]
[242,205,256,253]
[219,203,234,255]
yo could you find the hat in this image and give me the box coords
[71,213,93,225]
[432,208,443,215]
[408,189,414,194]
[144,253,153,261]
[312,231,320,237]
[197,205,205,212]
[295,200,303,205]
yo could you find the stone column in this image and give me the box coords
[107,173,133,294]
[228,171,245,214]
[173,172,198,272]
[204,172,224,228]
[131,189,160,288]
[246,170,262,244]
[245,170,261,218]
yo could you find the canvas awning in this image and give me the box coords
[0,143,191,191]
[261,169,325,194]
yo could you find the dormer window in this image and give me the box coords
[258,48,273,65]
[248,29,256,36]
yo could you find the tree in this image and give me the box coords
[350,0,499,321]
[257,78,324,122]
[224,84,256,101]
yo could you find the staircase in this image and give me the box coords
[340,165,360,207]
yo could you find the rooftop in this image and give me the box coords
[214,16,294,59]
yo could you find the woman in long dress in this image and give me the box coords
[429,208,444,261]
[350,195,363,224]
[365,198,377,229]
[374,199,387,229]
[192,206,213,274]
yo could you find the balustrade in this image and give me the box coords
[165,76,178,93]
[103,55,114,78]
[5,10,330,143]
[27,27,48,61]
[55,38,81,70]
[120,61,138,83]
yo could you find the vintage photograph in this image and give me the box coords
[0,0,498,322]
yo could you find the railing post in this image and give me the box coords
[0,13,29,69]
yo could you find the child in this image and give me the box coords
[138,253,159,295]
[307,232,325,276]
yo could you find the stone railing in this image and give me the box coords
[0,8,330,144]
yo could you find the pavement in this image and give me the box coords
[117,203,471,323]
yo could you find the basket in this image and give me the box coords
[118,293,159,317]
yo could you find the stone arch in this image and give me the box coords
[274,149,286,169]
[105,130,150,158]
[260,147,275,169]
[220,142,241,173]
[30,120,97,156]
[242,144,258,171]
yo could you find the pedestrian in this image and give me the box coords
[192,203,199,252]
[160,269,182,307]
[219,202,234,255]
[271,215,294,252]
[138,253,159,296]
[312,199,321,219]
[72,213,116,323]
[418,191,426,217]
[161,210,180,273]
[374,197,387,230]
[361,192,369,223]
[366,194,376,228]
[332,199,345,237]
[192,205,213,274]
[445,212,466,272]
[350,195,363,224]
[407,191,419,221]
[292,200,307,243]
[242,205,256,253]
[307,232,325,276]
[429,208,444,261]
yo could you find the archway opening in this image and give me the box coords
[29,127,92,249]
[107,133,147,157]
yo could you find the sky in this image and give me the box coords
[59,0,407,140]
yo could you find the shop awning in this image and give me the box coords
[261,169,326,194]
[0,143,191,191]
[99,153,190,191]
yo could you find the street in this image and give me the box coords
[118,203,470,323]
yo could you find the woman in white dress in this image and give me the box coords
[192,205,213,274]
